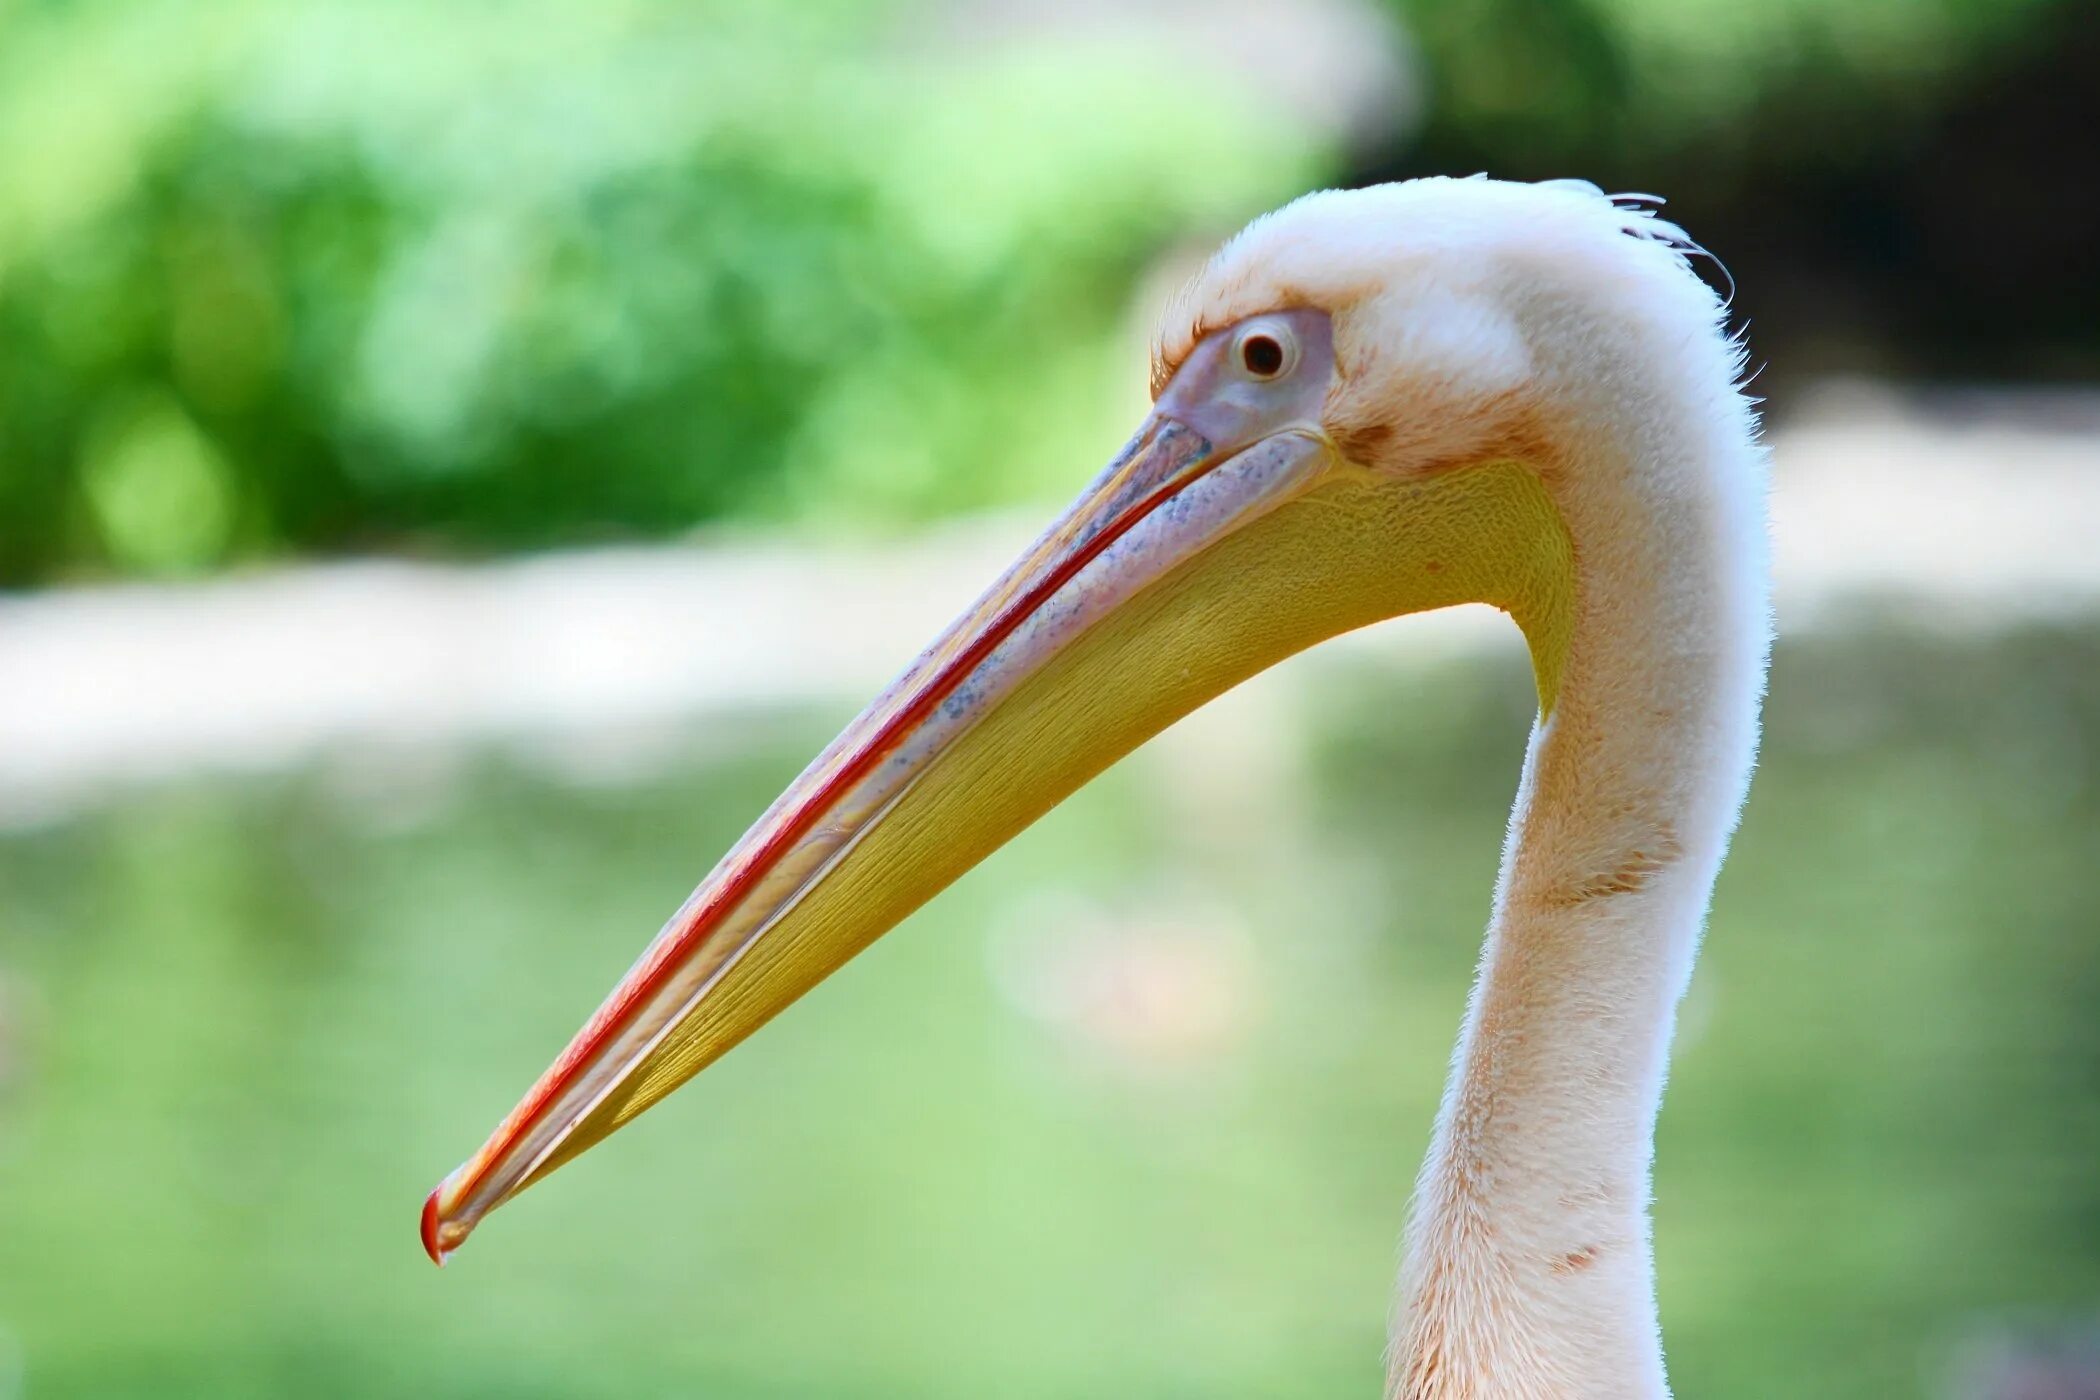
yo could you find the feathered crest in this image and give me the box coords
[1607,189,1737,307]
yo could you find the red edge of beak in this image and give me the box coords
[421,1186,448,1266]
[426,423,1215,1245]
[421,415,1257,1265]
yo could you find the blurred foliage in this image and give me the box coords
[5,0,2098,586]
[1379,0,2100,385]
[0,0,1318,585]
[1387,0,2056,168]
[1,625,2097,1398]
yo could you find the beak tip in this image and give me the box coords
[421,1184,454,1267]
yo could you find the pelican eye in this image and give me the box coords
[1235,326,1294,380]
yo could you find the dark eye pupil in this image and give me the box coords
[1241,334,1285,376]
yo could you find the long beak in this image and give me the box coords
[422,306,1578,1263]
[423,317,1349,1261]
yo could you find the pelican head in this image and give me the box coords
[424,176,1767,1398]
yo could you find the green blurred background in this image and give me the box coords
[2,1,2097,1396]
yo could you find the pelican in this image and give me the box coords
[422,176,1768,1398]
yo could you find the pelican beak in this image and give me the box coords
[422,306,1571,1262]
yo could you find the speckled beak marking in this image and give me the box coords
[422,310,1338,1263]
